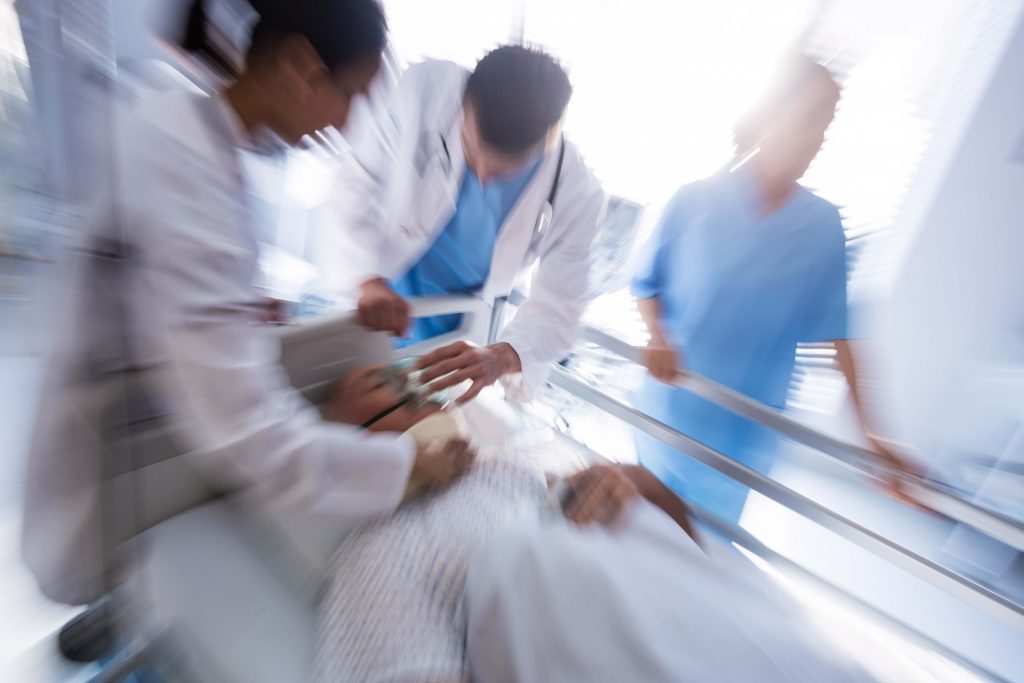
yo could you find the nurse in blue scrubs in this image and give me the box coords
[631,56,913,523]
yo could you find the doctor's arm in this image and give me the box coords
[418,183,605,403]
[171,319,421,519]
[329,70,415,335]
[148,221,427,520]
[492,185,606,400]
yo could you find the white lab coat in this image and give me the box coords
[22,91,415,605]
[331,60,606,399]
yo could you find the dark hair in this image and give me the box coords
[464,45,572,154]
[183,0,387,80]
[732,55,838,153]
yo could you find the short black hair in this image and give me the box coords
[183,0,387,79]
[464,45,572,154]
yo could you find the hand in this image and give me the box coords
[411,437,475,489]
[415,341,522,405]
[261,298,291,325]
[357,278,410,336]
[643,340,683,384]
[563,463,640,527]
[867,437,926,510]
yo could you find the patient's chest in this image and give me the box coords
[316,452,548,681]
[341,450,548,558]
[328,446,548,593]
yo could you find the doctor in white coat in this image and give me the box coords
[22,0,472,606]
[334,45,606,403]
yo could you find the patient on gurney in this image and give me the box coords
[315,363,877,683]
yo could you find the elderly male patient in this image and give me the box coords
[316,363,877,683]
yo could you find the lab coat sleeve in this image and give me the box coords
[327,110,399,289]
[171,324,417,520]
[497,179,606,401]
[327,64,427,290]
[800,211,849,342]
[147,221,416,521]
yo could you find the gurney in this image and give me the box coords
[101,294,1023,683]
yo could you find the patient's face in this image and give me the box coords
[329,365,443,433]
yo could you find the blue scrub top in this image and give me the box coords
[392,158,540,345]
[630,165,848,522]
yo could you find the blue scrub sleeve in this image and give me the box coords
[630,190,688,299]
[801,227,849,342]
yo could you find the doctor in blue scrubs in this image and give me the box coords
[390,156,542,344]
[631,56,913,523]
[340,47,605,405]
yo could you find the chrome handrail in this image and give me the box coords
[500,289,1024,551]
[572,324,1024,553]
[545,363,1024,629]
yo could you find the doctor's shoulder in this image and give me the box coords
[111,92,212,172]
[558,142,606,212]
[109,93,231,235]
[100,93,198,196]
[396,59,469,117]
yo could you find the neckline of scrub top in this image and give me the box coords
[464,154,543,219]
[729,160,808,225]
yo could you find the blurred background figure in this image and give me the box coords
[630,56,911,524]
[16,0,471,677]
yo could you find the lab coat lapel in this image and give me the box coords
[428,121,465,239]
[483,149,559,300]
[395,120,466,276]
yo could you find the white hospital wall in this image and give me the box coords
[879,8,1024,465]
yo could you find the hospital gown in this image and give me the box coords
[630,166,848,522]
[314,442,549,682]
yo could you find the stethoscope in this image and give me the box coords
[421,107,567,246]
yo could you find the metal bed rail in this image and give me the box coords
[574,323,1024,553]
[497,288,1024,551]
[544,363,1024,630]
[493,290,1024,627]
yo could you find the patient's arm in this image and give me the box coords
[562,464,639,527]
[563,463,699,543]
[622,464,700,544]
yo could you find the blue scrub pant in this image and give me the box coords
[633,381,778,525]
